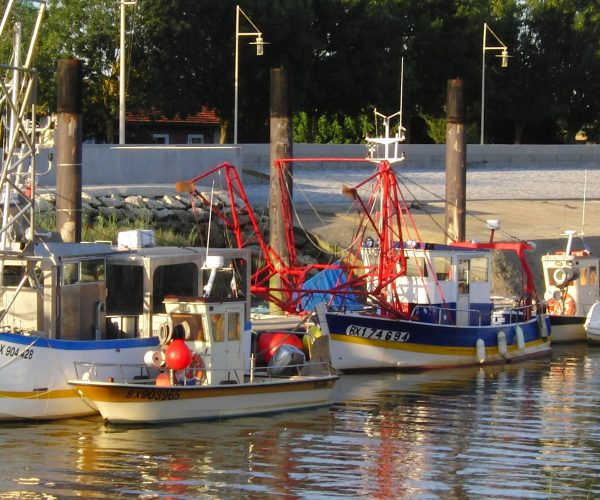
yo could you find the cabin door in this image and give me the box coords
[457,258,471,325]
[59,259,107,340]
[207,303,244,382]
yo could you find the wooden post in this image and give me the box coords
[269,67,293,314]
[55,58,82,243]
[445,78,466,243]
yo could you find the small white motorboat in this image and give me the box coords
[584,301,600,344]
[69,285,338,424]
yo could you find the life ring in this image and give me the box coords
[547,293,576,316]
[185,353,205,382]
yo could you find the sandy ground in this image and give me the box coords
[294,198,600,296]
[297,198,600,244]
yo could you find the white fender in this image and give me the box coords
[537,314,550,339]
[516,325,525,351]
[497,331,507,356]
[476,338,486,363]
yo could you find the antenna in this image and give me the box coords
[205,180,215,262]
[397,57,404,159]
[581,169,587,234]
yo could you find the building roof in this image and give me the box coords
[126,107,219,125]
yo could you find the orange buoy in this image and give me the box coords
[257,332,303,364]
[165,339,192,371]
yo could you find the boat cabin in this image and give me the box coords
[163,290,249,386]
[542,251,599,316]
[0,232,250,341]
[362,243,493,326]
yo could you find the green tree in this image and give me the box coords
[37,0,123,143]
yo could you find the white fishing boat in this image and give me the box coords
[542,230,598,343]
[68,262,338,424]
[0,234,254,420]
[0,4,259,420]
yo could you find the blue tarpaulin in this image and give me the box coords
[300,264,363,312]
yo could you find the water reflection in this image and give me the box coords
[0,345,598,498]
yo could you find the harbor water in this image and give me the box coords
[1,343,599,499]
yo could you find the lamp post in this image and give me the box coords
[480,22,509,145]
[119,0,137,145]
[234,5,266,145]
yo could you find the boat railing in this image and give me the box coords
[411,305,483,326]
[73,360,337,385]
[492,302,538,324]
[253,360,338,379]
[73,361,158,383]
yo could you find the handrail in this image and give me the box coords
[73,360,337,385]
[412,301,538,326]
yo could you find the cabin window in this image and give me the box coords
[63,262,79,285]
[228,311,240,341]
[470,257,488,282]
[201,259,246,299]
[80,258,105,283]
[210,313,225,342]
[1,265,31,286]
[406,257,427,277]
[433,257,452,281]
[106,264,144,315]
[579,266,597,286]
[152,263,198,313]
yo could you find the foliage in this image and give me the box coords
[419,112,446,145]
[16,0,600,144]
[293,111,374,143]
[35,209,196,246]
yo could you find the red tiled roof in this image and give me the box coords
[126,107,219,125]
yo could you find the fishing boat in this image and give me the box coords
[541,230,597,343]
[311,181,551,372]
[68,254,338,424]
[0,4,260,420]
[0,232,256,420]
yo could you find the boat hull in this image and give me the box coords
[0,333,159,421]
[70,375,338,424]
[587,323,600,344]
[548,315,587,343]
[323,312,551,371]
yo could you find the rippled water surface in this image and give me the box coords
[1,344,599,499]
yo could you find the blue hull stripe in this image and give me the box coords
[0,332,159,351]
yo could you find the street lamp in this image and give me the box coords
[480,22,509,145]
[119,0,137,145]
[234,5,267,145]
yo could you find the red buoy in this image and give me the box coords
[165,339,192,371]
[257,332,303,364]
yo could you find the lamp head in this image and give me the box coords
[255,34,264,56]
[501,48,509,68]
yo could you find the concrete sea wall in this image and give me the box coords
[35,143,600,189]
